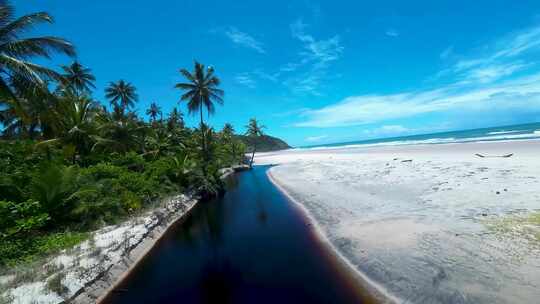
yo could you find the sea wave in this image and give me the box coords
[299,130,540,151]
[487,130,521,135]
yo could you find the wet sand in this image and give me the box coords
[257,139,540,304]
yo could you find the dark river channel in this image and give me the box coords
[102,165,375,304]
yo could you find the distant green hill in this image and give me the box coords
[236,135,291,152]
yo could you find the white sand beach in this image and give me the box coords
[257,140,540,304]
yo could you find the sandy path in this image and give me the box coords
[257,140,540,304]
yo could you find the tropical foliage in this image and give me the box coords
[245,118,265,167]
[0,2,248,267]
[175,61,224,157]
[0,1,75,100]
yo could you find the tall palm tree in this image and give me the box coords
[0,1,75,100]
[105,80,138,114]
[61,61,95,95]
[245,118,265,168]
[174,61,223,153]
[146,101,161,123]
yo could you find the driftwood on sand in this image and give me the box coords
[475,153,513,158]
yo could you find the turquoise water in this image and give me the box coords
[302,122,540,150]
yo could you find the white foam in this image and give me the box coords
[487,130,521,135]
[299,131,540,151]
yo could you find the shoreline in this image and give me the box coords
[261,138,540,156]
[259,139,540,303]
[266,168,399,304]
[289,133,540,152]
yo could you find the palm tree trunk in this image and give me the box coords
[249,144,257,168]
[199,101,205,153]
[199,101,208,175]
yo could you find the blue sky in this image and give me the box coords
[14,0,540,146]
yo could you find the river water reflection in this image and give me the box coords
[103,166,374,304]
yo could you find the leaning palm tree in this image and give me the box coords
[146,101,161,123]
[221,123,240,164]
[61,61,95,95]
[0,1,75,100]
[245,118,265,168]
[105,80,138,114]
[174,61,223,154]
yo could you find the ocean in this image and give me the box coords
[301,122,540,150]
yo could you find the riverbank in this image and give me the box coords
[0,165,252,304]
[0,195,197,304]
[258,139,540,304]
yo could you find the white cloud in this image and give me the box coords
[492,26,540,58]
[292,24,540,128]
[229,19,344,94]
[444,25,540,84]
[305,135,328,142]
[253,70,279,82]
[235,73,256,88]
[385,29,399,37]
[290,19,343,64]
[463,62,529,84]
[295,73,540,127]
[285,19,344,94]
[225,27,266,54]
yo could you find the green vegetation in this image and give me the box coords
[245,118,266,168]
[0,1,250,267]
[237,134,291,153]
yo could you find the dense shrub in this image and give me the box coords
[0,120,244,266]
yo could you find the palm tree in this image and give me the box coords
[222,123,234,137]
[61,61,95,95]
[37,93,97,163]
[144,127,185,159]
[146,101,161,123]
[105,80,138,114]
[93,110,145,154]
[174,61,223,154]
[245,118,265,168]
[0,1,75,100]
[1,77,57,139]
[167,107,184,130]
[221,123,239,165]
